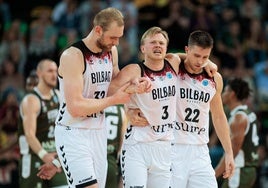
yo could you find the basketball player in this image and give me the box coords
[18,59,68,188]
[215,78,259,188]
[109,26,179,188]
[171,30,235,188]
[37,8,150,188]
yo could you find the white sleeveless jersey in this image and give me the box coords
[124,61,177,144]
[174,62,216,144]
[56,41,113,129]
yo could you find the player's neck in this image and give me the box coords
[228,101,243,111]
[36,85,53,99]
[83,33,102,53]
[184,60,203,74]
[143,59,164,71]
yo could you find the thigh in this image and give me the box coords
[188,147,217,188]
[121,144,148,187]
[170,144,190,188]
[147,142,172,188]
[55,126,101,188]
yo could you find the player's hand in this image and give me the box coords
[125,77,152,94]
[113,82,132,103]
[165,53,181,64]
[37,162,61,180]
[204,59,218,77]
[222,154,235,179]
[127,108,148,127]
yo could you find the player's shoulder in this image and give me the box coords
[213,72,223,83]
[21,93,40,109]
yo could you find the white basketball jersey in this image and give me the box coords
[124,60,177,144]
[174,62,216,144]
[56,41,113,129]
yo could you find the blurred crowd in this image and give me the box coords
[0,0,268,187]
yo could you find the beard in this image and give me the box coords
[96,36,113,52]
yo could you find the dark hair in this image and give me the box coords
[227,78,251,101]
[188,30,213,48]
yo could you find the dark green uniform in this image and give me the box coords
[222,106,259,188]
[105,105,124,188]
[18,88,67,188]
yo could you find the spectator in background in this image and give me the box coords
[117,37,138,70]
[254,60,268,111]
[214,19,244,79]
[240,0,262,20]
[243,18,267,69]
[0,20,27,74]
[0,87,20,188]
[25,70,38,92]
[111,0,139,57]
[51,0,70,24]
[78,0,108,37]
[0,58,24,100]
[0,0,11,36]
[26,6,58,79]
[158,0,190,52]
[54,0,81,42]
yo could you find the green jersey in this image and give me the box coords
[18,88,67,188]
[105,105,124,188]
[105,105,124,158]
[229,105,259,167]
[18,88,59,155]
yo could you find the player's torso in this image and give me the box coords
[174,62,216,144]
[19,88,59,153]
[56,41,113,129]
[229,105,259,167]
[126,60,177,143]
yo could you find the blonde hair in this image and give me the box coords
[140,26,169,46]
[93,7,124,31]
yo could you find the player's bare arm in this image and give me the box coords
[111,46,120,78]
[108,63,152,95]
[215,113,247,178]
[21,95,56,163]
[59,47,131,118]
[210,72,235,179]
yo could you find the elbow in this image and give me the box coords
[67,105,81,117]
[66,102,83,117]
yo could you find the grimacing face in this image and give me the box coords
[141,33,168,60]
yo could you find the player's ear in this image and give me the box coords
[140,45,145,53]
[95,25,103,36]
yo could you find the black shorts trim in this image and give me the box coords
[76,179,97,188]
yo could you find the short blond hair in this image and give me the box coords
[93,7,124,31]
[140,27,169,46]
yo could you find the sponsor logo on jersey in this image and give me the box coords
[174,121,206,135]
